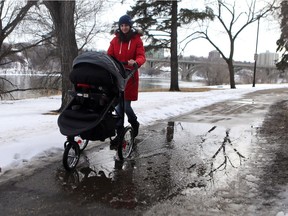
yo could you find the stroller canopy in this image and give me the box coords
[72,51,126,91]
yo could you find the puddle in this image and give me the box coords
[232,99,255,104]
[56,121,256,210]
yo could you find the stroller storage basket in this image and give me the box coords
[80,113,116,141]
[58,95,118,140]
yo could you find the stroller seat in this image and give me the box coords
[69,83,113,112]
[58,60,119,140]
[70,63,118,97]
[69,62,119,111]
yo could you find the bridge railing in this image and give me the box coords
[145,58,277,70]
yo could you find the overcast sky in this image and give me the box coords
[93,0,280,62]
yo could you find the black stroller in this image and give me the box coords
[58,51,138,171]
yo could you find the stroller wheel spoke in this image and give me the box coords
[63,142,80,171]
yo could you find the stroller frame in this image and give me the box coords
[58,51,138,171]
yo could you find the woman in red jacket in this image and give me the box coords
[107,14,146,148]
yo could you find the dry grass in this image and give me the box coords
[42,111,59,115]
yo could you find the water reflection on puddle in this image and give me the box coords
[157,121,252,191]
[56,121,256,209]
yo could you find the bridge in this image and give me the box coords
[144,58,277,80]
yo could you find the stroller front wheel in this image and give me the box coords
[75,136,89,152]
[64,137,89,152]
[64,141,69,149]
[63,141,80,171]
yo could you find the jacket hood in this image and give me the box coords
[115,28,144,37]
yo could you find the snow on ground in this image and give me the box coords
[1,84,288,175]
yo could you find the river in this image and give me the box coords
[1,75,205,100]
[139,77,205,91]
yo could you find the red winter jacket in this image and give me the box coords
[107,30,146,101]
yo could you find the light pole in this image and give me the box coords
[252,16,260,87]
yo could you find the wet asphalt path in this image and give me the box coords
[1,88,288,215]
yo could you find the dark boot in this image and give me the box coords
[110,126,124,150]
[110,136,120,150]
[130,120,140,138]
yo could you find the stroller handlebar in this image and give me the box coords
[121,62,138,80]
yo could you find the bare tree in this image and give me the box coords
[0,0,39,65]
[74,0,105,51]
[43,0,108,111]
[185,0,277,89]
[0,0,54,98]
[43,1,78,112]
[196,59,229,86]
[22,0,105,71]
[276,0,288,70]
[0,0,107,103]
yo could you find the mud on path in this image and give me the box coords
[258,99,288,205]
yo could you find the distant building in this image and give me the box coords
[146,48,165,58]
[208,50,221,61]
[257,51,279,66]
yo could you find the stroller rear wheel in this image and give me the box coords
[117,126,134,160]
[63,141,80,171]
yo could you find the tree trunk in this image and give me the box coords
[169,0,180,91]
[227,59,236,89]
[44,1,78,111]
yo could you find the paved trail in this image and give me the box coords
[1,88,288,216]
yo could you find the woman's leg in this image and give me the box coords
[124,100,139,137]
[124,100,137,122]
[110,104,124,149]
[115,104,124,128]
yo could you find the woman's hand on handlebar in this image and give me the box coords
[128,59,137,67]
[123,60,138,78]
